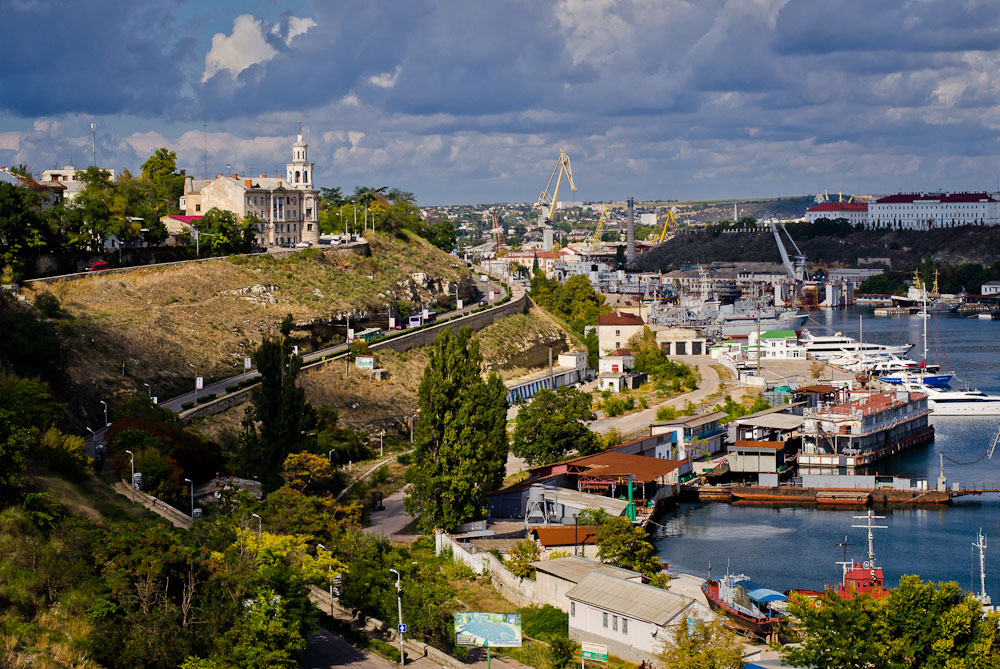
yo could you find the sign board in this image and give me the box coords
[489,290,495,302]
[132,472,143,490]
[195,376,203,391]
[244,356,252,370]
[581,642,607,662]
[456,299,464,310]
[398,623,407,633]
[422,308,429,320]
[388,317,396,329]
[347,328,355,342]
[454,612,521,648]
[292,345,299,355]
[355,354,376,370]
[152,397,158,405]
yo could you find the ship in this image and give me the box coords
[648,300,808,339]
[702,568,788,641]
[799,329,912,360]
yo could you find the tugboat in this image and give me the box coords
[702,564,788,642]
[829,510,890,600]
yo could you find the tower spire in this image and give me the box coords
[297,120,302,141]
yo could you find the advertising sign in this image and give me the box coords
[195,376,204,391]
[454,612,521,648]
[244,356,252,370]
[355,355,376,370]
[581,642,607,662]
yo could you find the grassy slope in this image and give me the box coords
[25,233,468,404]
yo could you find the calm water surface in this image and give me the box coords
[655,307,1000,596]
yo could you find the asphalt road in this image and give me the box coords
[300,629,394,669]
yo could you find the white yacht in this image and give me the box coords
[901,382,1000,416]
[800,329,913,361]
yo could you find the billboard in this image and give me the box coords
[454,612,522,648]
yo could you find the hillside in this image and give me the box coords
[636,225,1000,272]
[24,232,469,410]
[191,306,578,437]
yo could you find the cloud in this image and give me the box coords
[0,131,20,151]
[202,14,279,83]
[368,66,401,89]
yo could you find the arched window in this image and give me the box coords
[295,171,300,183]
[303,170,308,183]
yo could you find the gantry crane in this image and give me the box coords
[763,212,806,305]
[656,209,677,244]
[588,205,608,251]
[535,149,576,225]
[489,207,505,246]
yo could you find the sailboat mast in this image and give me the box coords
[923,286,928,362]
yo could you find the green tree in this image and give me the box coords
[404,328,508,531]
[782,591,884,669]
[0,181,45,281]
[660,617,743,669]
[506,538,541,578]
[196,208,255,255]
[241,337,313,492]
[352,185,387,207]
[512,387,599,465]
[218,588,306,669]
[140,147,186,217]
[594,516,661,577]
[427,220,456,251]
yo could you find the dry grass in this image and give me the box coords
[25,232,467,401]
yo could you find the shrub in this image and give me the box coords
[656,405,680,422]
[181,401,195,410]
[397,452,412,465]
[34,291,62,318]
[506,539,541,578]
[520,604,569,642]
[372,465,389,485]
[225,384,240,393]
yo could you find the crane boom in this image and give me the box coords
[657,209,676,244]
[588,205,608,250]
[535,149,577,224]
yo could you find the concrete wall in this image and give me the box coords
[435,530,537,608]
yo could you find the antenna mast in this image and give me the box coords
[203,121,208,179]
[91,123,96,166]
[852,509,887,576]
[974,529,991,607]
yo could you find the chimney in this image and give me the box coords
[245,179,252,188]
[231,174,238,179]
[260,174,267,178]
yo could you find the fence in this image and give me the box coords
[434,530,537,607]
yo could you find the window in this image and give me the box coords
[195,204,201,212]
[307,223,313,231]
[602,613,608,628]
[612,616,618,631]
[622,618,628,634]
[615,329,620,336]
[571,602,575,617]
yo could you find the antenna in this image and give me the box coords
[974,529,991,607]
[91,122,96,166]
[203,121,208,179]
[852,509,887,574]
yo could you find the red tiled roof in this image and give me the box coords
[166,215,204,224]
[875,192,996,204]
[529,525,598,546]
[807,202,868,212]
[597,312,645,326]
[607,349,633,357]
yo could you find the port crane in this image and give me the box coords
[763,214,806,282]
[587,205,608,251]
[535,149,576,225]
[489,207,505,247]
[656,209,677,244]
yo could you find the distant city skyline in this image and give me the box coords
[4,1,1000,205]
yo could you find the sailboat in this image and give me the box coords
[879,287,953,387]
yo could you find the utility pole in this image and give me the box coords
[318,544,334,616]
[91,122,96,167]
[389,568,405,665]
[185,478,194,519]
[125,449,135,504]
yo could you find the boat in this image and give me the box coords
[800,329,912,361]
[702,567,788,641]
[647,299,808,338]
[902,383,1000,416]
[829,510,890,600]
[879,289,953,387]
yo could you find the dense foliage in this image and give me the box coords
[659,617,743,669]
[511,386,600,465]
[783,576,1000,669]
[529,270,608,366]
[594,516,662,578]
[317,186,456,251]
[627,327,699,392]
[405,327,508,531]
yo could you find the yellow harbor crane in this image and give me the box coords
[588,205,608,250]
[656,209,677,244]
[489,207,505,246]
[535,149,577,225]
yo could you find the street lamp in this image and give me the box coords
[143,382,151,397]
[389,568,404,666]
[125,449,135,505]
[408,414,417,443]
[188,363,199,402]
[318,543,334,616]
[100,399,108,427]
[380,429,386,458]
[328,449,335,465]
[251,512,262,537]
[184,478,194,520]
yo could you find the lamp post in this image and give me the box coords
[380,430,386,458]
[328,449,335,465]
[389,568,404,666]
[125,449,135,505]
[100,399,108,427]
[318,543,334,616]
[188,363,199,402]
[143,382,151,397]
[184,478,194,520]
[251,512,262,537]
[86,426,95,447]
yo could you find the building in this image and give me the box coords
[567,572,699,664]
[650,410,728,460]
[745,330,806,362]
[868,192,1000,230]
[596,371,646,393]
[39,165,115,201]
[530,556,642,613]
[529,525,598,559]
[727,406,804,476]
[181,130,320,247]
[654,327,707,356]
[1,167,65,209]
[489,482,631,522]
[596,312,646,354]
[504,351,590,404]
[982,281,1000,296]
[805,201,868,226]
[598,349,634,374]
[799,390,933,472]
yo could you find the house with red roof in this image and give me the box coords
[805,201,868,227]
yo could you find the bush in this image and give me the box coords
[397,452,412,465]
[195,393,216,404]
[520,605,569,642]
[369,639,402,663]
[34,291,62,318]
[181,401,195,410]
[656,405,680,422]
[225,384,240,393]
[507,538,541,578]
[372,465,389,485]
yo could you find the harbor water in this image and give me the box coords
[654,306,1000,596]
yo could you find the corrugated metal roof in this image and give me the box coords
[732,440,786,451]
[566,572,696,625]
[531,556,639,584]
[569,452,687,483]
[538,486,630,515]
[735,414,803,430]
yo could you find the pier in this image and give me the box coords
[691,481,1000,506]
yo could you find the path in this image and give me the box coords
[111,481,192,529]
[364,487,416,537]
[589,356,722,436]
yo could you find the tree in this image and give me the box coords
[282,452,336,493]
[240,337,313,492]
[427,220,456,252]
[404,328,508,531]
[511,387,599,465]
[220,588,306,669]
[594,516,661,577]
[660,617,743,669]
[0,181,43,281]
[352,185,387,207]
[196,208,255,255]
[506,538,541,578]
[782,592,884,669]
[140,147,186,217]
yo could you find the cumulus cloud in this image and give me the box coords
[202,15,279,83]
[0,131,20,151]
[368,66,401,89]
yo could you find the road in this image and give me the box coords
[161,273,504,412]
[364,488,416,537]
[589,356,722,436]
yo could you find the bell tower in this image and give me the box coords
[286,121,313,189]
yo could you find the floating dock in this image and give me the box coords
[695,483,1000,506]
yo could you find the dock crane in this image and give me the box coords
[656,209,677,244]
[587,205,608,251]
[535,149,576,225]
[763,213,806,304]
[489,207,505,247]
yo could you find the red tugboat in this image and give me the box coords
[702,566,788,642]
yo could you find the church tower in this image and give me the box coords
[286,121,314,189]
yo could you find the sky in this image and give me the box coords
[4,0,1000,205]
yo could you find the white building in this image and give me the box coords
[805,201,868,226]
[567,572,699,664]
[981,281,1000,296]
[596,312,646,354]
[39,166,115,201]
[181,130,320,247]
[650,410,728,460]
[868,192,1000,230]
[639,212,657,228]
[598,349,634,374]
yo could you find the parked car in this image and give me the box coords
[294,241,312,248]
[85,261,110,272]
